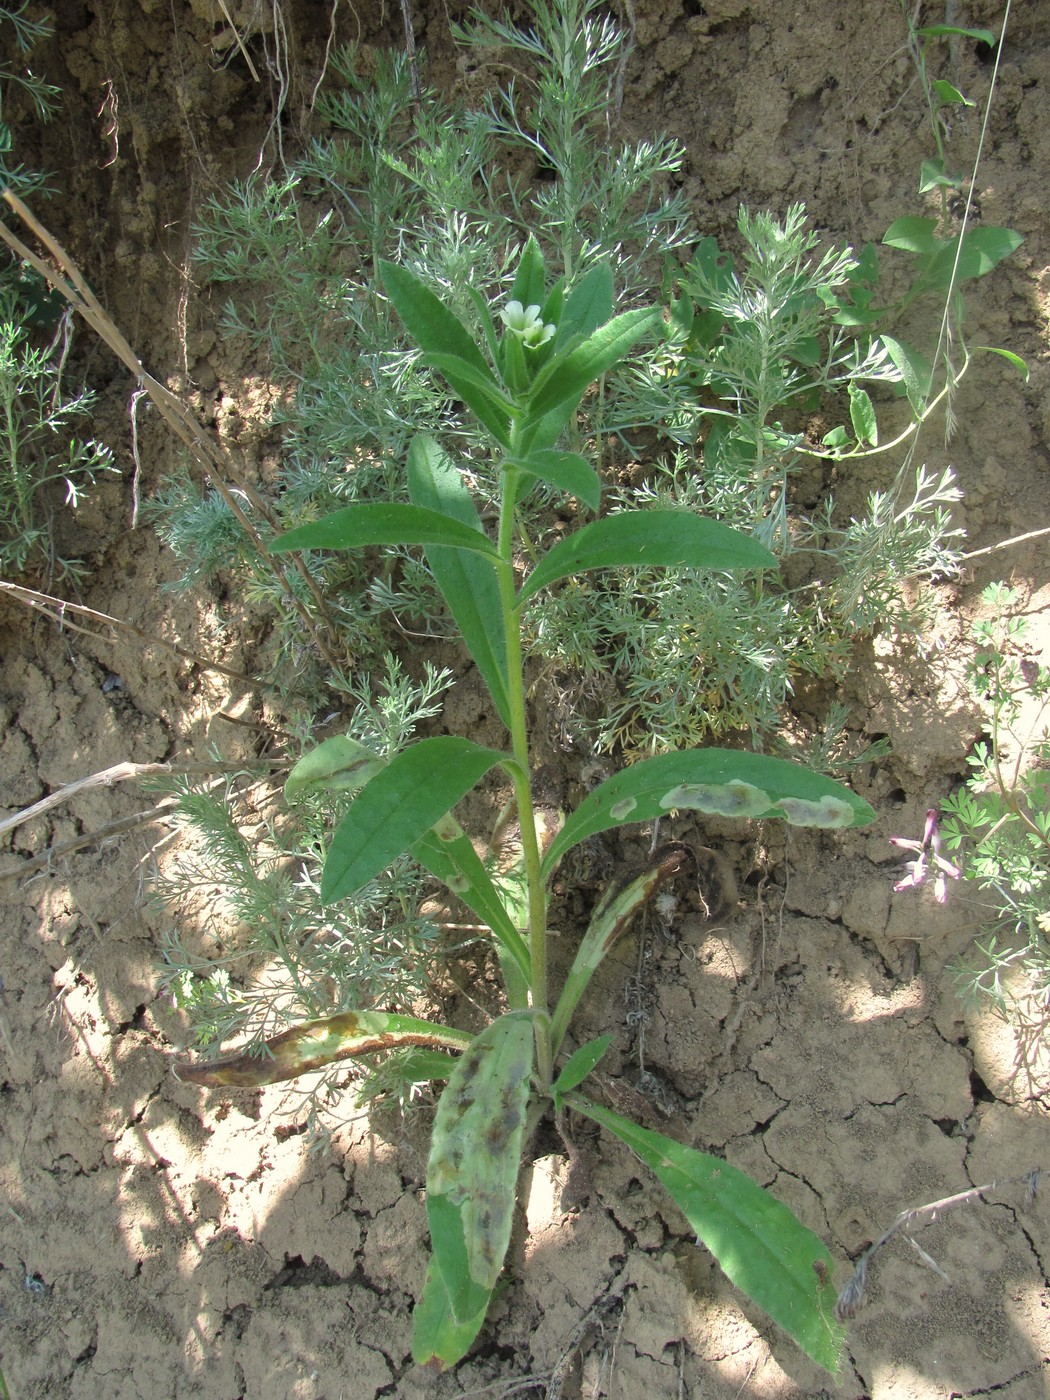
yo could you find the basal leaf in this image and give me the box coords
[176,1010,471,1087]
[272,502,499,558]
[506,448,601,511]
[408,435,512,728]
[552,1035,613,1109]
[569,1095,844,1373]
[427,1012,534,1323]
[321,737,509,903]
[517,510,775,608]
[542,750,875,879]
[917,23,995,44]
[413,1255,492,1370]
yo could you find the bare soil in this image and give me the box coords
[1,2,1049,1397]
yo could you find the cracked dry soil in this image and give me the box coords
[2,1,1050,1396]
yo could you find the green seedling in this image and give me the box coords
[183,240,875,1371]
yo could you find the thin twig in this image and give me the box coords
[0,190,347,676]
[0,578,263,685]
[1,801,180,883]
[961,524,1050,560]
[836,1167,1043,1320]
[0,757,288,841]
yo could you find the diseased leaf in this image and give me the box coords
[284,735,385,800]
[176,1010,471,1087]
[550,844,696,1053]
[408,435,512,729]
[569,1095,844,1372]
[427,1013,535,1324]
[543,750,875,878]
[272,502,500,559]
[517,510,775,608]
[322,737,510,903]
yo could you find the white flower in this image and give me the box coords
[500,300,555,348]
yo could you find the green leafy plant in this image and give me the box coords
[153,0,696,702]
[941,583,1050,1048]
[0,277,116,583]
[181,242,876,1371]
[532,203,971,751]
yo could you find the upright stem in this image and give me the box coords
[495,460,553,1090]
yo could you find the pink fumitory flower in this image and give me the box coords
[889,808,962,904]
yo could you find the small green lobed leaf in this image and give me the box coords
[176,1010,471,1088]
[569,1095,844,1372]
[517,510,775,608]
[427,1012,535,1323]
[322,737,510,903]
[543,750,875,879]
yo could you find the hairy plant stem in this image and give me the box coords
[497,451,553,1089]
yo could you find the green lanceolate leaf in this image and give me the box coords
[381,260,493,378]
[879,334,932,413]
[408,434,512,729]
[551,1035,613,1110]
[284,735,385,800]
[509,234,547,313]
[413,815,531,988]
[506,448,601,511]
[848,383,877,447]
[322,736,510,903]
[542,750,875,879]
[176,1010,471,1088]
[523,306,659,427]
[567,1095,844,1373]
[423,1012,535,1344]
[557,260,614,344]
[382,261,512,447]
[517,509,775,608]
[413,1256,492,1370]
[271,502,500,559]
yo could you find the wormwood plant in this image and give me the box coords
[0,278,116,583]
[0,2,60,197]
[181,242,876,1370]
[941,584,1050,1047]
